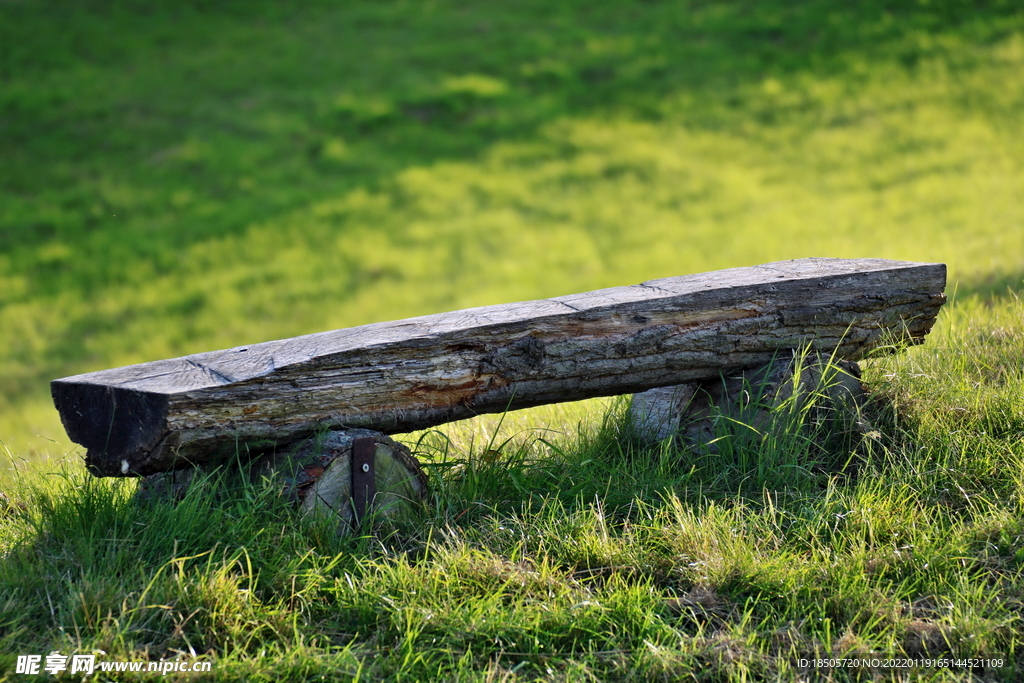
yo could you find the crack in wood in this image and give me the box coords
[186,359,235,385]
[638,282,676,295]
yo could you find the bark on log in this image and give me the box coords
[52,258,946,476]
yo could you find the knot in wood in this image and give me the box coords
[480,334,546,376]
[613,324,675,357]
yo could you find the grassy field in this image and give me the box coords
[2,0,1024,458]
[2,300,1023,680]
[2,0,1024,679]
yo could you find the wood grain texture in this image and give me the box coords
[296,430,428,536]
[52,258,946,476]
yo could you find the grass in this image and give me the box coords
[2,0,1024,679]
[1,296,1022,681]
[2,0,1024,456]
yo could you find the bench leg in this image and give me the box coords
[137,429,428,536]
[628,352,870,450]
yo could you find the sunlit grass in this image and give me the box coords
[2,1,1024,459]
[1,297,1022,680]
[2,3,1024,676]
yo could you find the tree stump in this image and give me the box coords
[291,430,428,533]
[629,352,870,450]
[138,429,428,535]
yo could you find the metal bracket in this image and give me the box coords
[351,437,376,525]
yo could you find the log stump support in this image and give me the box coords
[293,430,427,533]
[629,351,871,449]
[138,428,428,535]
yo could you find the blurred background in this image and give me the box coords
[2,0,1022,465]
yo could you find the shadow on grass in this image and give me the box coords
[0,459,380,660]
[414,382,872,533]
[5,382,1019,676]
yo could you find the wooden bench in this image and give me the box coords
[53,257,945,480]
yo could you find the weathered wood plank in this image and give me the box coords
[52,258,946,476]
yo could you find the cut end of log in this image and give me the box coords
[50,382,170,477]
[293,430,428,534]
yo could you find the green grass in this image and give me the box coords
[1,297,1022,681]
[2,0,1024,456]
[3,0,1024,679]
